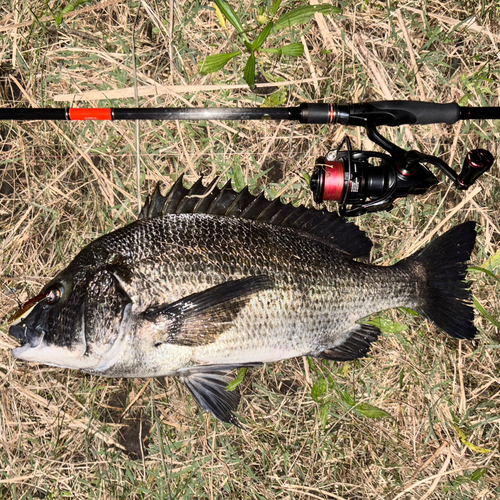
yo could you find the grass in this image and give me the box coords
[1,0,500,498]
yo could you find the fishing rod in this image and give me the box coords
[1,100,498,215]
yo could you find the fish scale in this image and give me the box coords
[9,178,477,426]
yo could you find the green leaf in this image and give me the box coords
[354,403,391,419]
[273,5,341,32]
[264,87,287,107]
[470,468,487,482]
[244,52,256,88]
[340,391,355,407]
[468,265,500,283]
[458,94,469,106]
[260,70,285,83]
[473,296,500,329]
[311,379,327,402]
[252,21,273,50]
[280,42,304,57]
[470,467,488,483]
[231,155,245,191]
[481,248,500,269]
[269,0,283,18]
[227,367,247,391]
[307,356,315,372]
[365,317,408,335]
[61,0,92,15]
[341,392,391,418]
[319,403,329,427]
[260,47,281,54]
[452,476,471,487]
[399,307,419,317]
[214,0,249,42]
[198,51,241,74]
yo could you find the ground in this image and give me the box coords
[0,1,499,499]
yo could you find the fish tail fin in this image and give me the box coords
[406,221,477,339]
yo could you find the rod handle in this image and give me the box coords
[368,101,461,126]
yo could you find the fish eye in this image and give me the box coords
[46,287,63,304]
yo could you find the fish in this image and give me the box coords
[8,177,477,426]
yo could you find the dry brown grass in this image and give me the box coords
[1,0,499,498]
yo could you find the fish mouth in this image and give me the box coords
[11,316,90,369]
[11,302,133,372]
[12,340,44,358]
[8,289,59,348]
[9,300,89,368]
[9,321,46,348]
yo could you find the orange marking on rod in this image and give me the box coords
[68,108,112,120]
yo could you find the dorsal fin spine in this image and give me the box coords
[139,177,373,258]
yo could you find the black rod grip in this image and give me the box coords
[369,101,460,126]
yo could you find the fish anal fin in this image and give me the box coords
[143,276,272,347]
[315,324,380,361]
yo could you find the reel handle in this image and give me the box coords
[456,149,494,189]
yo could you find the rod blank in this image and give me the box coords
[0,106,303,122]
[0,102,499,125]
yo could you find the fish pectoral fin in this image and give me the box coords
[178,364,260,427]
[143,276,272,347]
[314,323,380,361]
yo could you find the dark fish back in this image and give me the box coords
[139,176,373,258]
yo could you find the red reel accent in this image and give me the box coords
[323,161,346,201]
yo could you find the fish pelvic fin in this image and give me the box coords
[403,221,477,339]
[313,323,381,361]
[143,276,272,347]
[139,177,373,258]
[178,364,261,426]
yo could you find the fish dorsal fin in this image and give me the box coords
[139,177,373,258]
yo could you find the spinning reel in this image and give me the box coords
[310,125,494,216]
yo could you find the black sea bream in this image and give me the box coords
[9,177,477,425]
